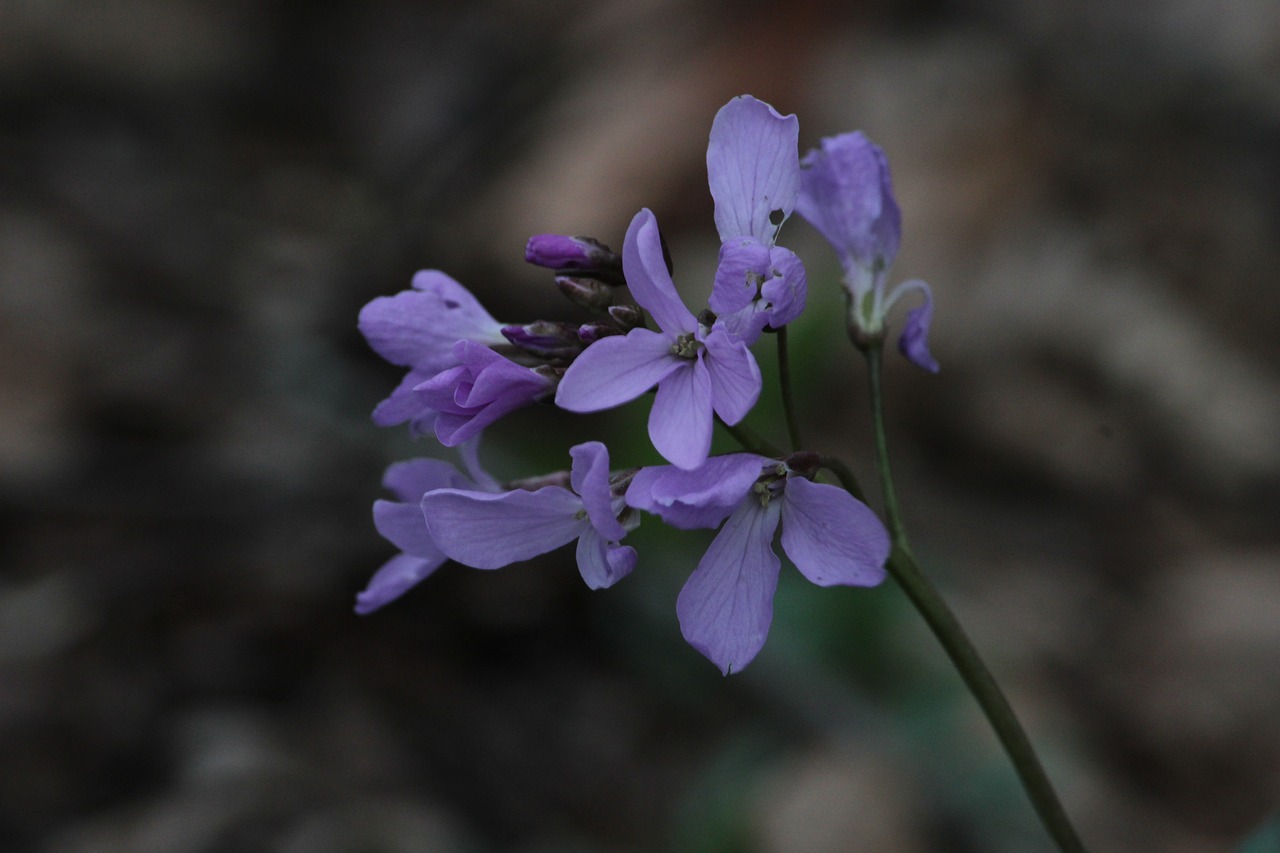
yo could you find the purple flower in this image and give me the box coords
[359,270,508,433]
[796,132,938,372]
[627,454,889,674]
[706,95,807,344]
[555,208,762,471]
[356,441,500,614]
[414,340,556,447]
[421,442,637,589]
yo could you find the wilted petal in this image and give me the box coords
[702,327,762,425]
[709,237,771,316]
[796,132,901,271]
[779,477,889,587]
[570,441,625,541]
[555,328,682,412]
[421,487,587,569]
[892,280,939,373]
[354,553,445,614]
[707,95,801,243]
[649,361,713,471]
[622,209,696,335]
[626,454,767,529]
[575,527,636,589]
[676,498,783,674]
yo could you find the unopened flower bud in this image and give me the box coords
[607,304,644,330]
[502,321,585,359]
[555,275,614,310]
[525,234,621,273]
[578,323,622,344]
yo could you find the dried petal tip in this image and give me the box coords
[525,234,620,272]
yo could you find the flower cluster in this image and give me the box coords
[356,95,936,674]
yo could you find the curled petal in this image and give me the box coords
[707,95,801,243]
[759,246,807,328]
[891,280,939,373]
[354,553,445,614]
[779,477,889,587]
[710,237,771,316]
[622,209,696,335]
[555,328,681,412]
[421,487,587,569]
[570,441,625,541]
[701,327,762,425]
[676,498,783,674]
[575,527,636,590]
[649,361,713,471]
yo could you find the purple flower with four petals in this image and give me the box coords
[627,453,889,674]
[421,441,637,590]
[797,132,938,372]
[555,209,761,471]
[359,270,509,434]
[706,95,808,345]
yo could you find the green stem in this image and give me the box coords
[776,326,804,452]
[715,417,782,458]
[863,345,1086,853]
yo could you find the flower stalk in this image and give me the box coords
[863,343,1086,853]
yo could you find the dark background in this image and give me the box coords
[2,1,1278,850]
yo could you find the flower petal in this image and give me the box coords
[891,280,939,373]
[371,368,438,432]
[707,95,800,243]
[555,327,681,412]
[626,454,767,529]
[676,498,783,674]
[796,132,901,271]
[354,553,445,614]
[701,327,762,425]
[779,477,889,587]
[421,486,587,569]
[709,237,771,316]
[570,441,625,541]
[759,246,807,328]
[622,209,696,335]
[649,360,713,471]
[382,458,472,502]
[359,271,504,370]
[373,499,445,560]
[575,527,636,590]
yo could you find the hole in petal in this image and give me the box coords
[769,209,785,227]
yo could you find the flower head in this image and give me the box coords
[421,442,637,589]
[414,340,556,446]
[706,95,807,344]
[797,132,938,372]
[555,209,761,471]
[359,271,508,433]
[627,454,889,674]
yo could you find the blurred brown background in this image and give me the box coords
[2,1,1278,851]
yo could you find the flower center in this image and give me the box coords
[670,332,702,359]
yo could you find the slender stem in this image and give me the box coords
[863,344,1086,853]
[816,455,868,504]
[776,326,804,452]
